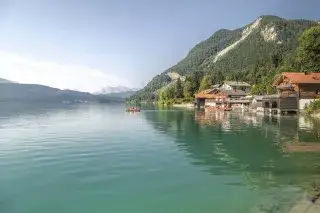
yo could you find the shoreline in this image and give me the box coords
[289,191,320,213]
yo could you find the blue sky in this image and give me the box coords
[0,0,319,91]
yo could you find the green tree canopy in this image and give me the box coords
[296,26,320,72]
[183,80,193,98]
[175,78,184,98]
[199,75,214,91]
[190,71,204,93]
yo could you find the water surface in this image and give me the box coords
[0,103,320,213]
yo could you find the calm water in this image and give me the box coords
[1,103,320,213]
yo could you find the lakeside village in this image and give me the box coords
[194,72,320,115]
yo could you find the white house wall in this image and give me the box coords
[221,83,232,90]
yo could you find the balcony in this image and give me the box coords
[263,93,297,99]
[227,98,251,103]
[299,91,318,99]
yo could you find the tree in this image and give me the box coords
[296,26,320,72]
[250,84,262,95]
[159,89,167,102]
[271,53,282,68]
[190,71,203,93]
[175,78,183,98]
[183,79,193,98]
[215,70,224,84]
[166,86,175,99]
[199,75,214,91]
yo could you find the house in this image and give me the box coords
[195,83,250,108]
[195,88,222,108]
[243,95,264,111]
[251,96,264,112]
[220,81,251,93]
[262,72,320,114]
[223,89,250,108]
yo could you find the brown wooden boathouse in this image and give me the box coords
[262,72,320,114]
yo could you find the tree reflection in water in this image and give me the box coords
[143,109,320,212]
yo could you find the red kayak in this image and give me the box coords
[126,108,141,112]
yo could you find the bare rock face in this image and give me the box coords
[261,25,278,42]
[213,18,262,63]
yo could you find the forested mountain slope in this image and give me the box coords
[130,15,319,101]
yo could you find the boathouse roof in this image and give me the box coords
[224,81,251,87]
[273,72,320,85]
[195,88,218,99]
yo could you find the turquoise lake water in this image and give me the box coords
[0,103,320,213]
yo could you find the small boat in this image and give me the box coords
[126,107,141,112]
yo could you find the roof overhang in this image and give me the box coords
[272,74,283,86]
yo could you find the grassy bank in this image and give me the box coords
[158,98,194,106]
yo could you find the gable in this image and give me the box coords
[273,74,294,86]
[274,72,320,85]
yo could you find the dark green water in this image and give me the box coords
[0,103,320,213]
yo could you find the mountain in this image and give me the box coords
[0,82,125,103]
[0,83,96,103]
[103,91,138,99]
[96,86,139,94]
[0,78,14,83]
[130,15,319,101]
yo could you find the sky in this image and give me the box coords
[0,0,319,92]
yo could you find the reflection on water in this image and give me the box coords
[143,108,320,212]
[0,104,320,213]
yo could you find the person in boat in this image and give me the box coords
[128,107,139,111]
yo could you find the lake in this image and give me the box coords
[0,103,320,213]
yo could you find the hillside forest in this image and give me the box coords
[128,16,320,105]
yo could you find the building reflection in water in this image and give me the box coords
[195,110,320,153]
[146,109,320,179]
[144,108,320,211]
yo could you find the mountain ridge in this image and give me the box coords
[0,78,14,83]
[94,86,139,94]
[0,82,126,103]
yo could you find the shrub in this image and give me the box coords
[306,99,320,115]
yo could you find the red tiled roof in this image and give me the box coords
[195,88,226,99]
[195,94,216,99]
[195,88,246,99]
[197,89,215,95]
[281,72,320,84]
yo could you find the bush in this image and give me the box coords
[306,99,320,114]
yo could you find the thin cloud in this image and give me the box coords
[0,51,130,93]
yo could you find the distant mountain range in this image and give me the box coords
[0,78,14,83]
[0,78,127,103]
[103,91,138,99]
[94,86,139,99]
[96,86,139,94]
